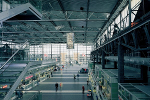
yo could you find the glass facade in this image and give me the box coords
[29,43,93,65]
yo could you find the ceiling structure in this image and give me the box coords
[0,0,126,45]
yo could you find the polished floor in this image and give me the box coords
[19,64,93,100]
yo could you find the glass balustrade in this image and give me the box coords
[118,83,150,100]
[10,90,42,100]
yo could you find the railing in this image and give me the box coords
[28,92,39,100]
[12,90,41,100]
[118,83,150,100]
[0,40,28,70]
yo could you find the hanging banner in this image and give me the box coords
[67,33,74,49]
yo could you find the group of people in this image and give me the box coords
[74,73,80,79]
[53,69,90,95]
[55,82,85,94]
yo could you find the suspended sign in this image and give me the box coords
[67,33,74,49]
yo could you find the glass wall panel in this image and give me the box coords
[29,43,93,65]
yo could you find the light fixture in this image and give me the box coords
[80,7,84,10]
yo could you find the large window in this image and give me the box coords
[29,43,93,65]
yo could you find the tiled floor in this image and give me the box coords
[19,64,93,100]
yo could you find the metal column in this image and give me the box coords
[96,52,98,64]
[141,65,148,83]
[42,44,44,60]
[114,61,117,69]
[77,44,78,63]
[129,0,131,27]
[93,55,95,68]
[86,43,87,64]
[102,50,105,69]
[51,44,52,59]
[118,40,124,83]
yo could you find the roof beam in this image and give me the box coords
[42,15,64,42]
[85,0,90,43]
[1,36,95,39]
[55,0,72,31]
[1,31,99,33]
[43,9,110,13]
[4,19,107,22]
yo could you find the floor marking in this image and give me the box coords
[53,74,88,75]
[49,77,88,78]
[53,74,87,75]
[40,90,88,93]
[43,93,88,95]
[40,82,87,84]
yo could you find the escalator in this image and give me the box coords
[0,61,42,100]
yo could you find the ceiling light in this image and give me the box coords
[80,7,84,10]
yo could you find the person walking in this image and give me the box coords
[74,74,76,79]
[77,73,79,80]
[60,82,63,90]
[55,82,58,92]
[82,85,85,94]
[51,72,53,77]
[87,79,89,85]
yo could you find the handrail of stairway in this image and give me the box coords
[0,40,28,70]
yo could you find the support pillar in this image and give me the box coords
[118,40,124,83]
[102,51,105,69]
[114,61,117,69]
[96,53,98,64]
[93,55,95,69]
[51,44,52,59]
[129,0,131,27]
[141,65,148,83]
[99,58,101,64]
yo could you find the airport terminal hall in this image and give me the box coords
[0,0,150,100]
